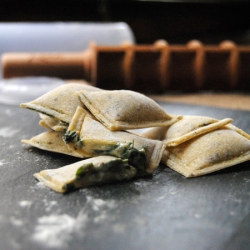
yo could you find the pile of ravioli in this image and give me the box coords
[20,83,250,193]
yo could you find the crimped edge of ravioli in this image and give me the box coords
[226,123,250,140]
[165,118,233,147]
[39,114,68,132]
[109,115,182,131]
[39,119,67,132]
[21,131,85,158]
[162,149,250,178]
[20,103,71,124]
[34,171,66,193]
[77,90,182,131]
[147,140,167,173]
[39,120,53,131]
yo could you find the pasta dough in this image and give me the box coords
[34,156,137,193]
[65,116,166,174]
[22,131,84,158]
[20,83,100,124]
[77,89,181,131]
[161,128,250,177]
[141,115,233,146]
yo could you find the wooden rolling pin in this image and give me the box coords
[2,40,250,93]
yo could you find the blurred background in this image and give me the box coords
[1,0,250,104]
[1,0,250,45]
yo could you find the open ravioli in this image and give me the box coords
[141,115,233,146]
[63,116,166,174]
[77,89,181,131]
[20,83,100,124]
[161,128,250,177]
[22,131,84,158]
[34,155,137,193]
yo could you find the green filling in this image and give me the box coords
[127,147,147,171]
[63,183,76,192]
[63,130,83,150]
[63,130,148,171]
[75,158,130,179]
[93,142,147,171]
[62,158,136,192]
[75,162,95,178]
[94,142,131,157]
[63,130,79,143]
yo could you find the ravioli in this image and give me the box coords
[20,82,100,124]
[39,114,68,131]
[77,89,181,131]
[20,83,250,192]
[161,128,250,177]
[21,131,84,158]
[34,156,137,193]
[64,106,94,138]
[141,115,233,146]
[64,116,166,174]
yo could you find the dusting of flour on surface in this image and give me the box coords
[0,127,19,138]
[19,200,32,208]
[35,181,46,189]
[31,196,118,249]
[10,216,24,227]
[32,214,78,248]
[5,109,14,116]
[43,200,58,212]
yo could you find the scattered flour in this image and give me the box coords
[5,109,13,116]
[112,223,126,234]
[35,181,46,189]
[90,197,107,211]
[87,196,117,211]
[156,195,165,202]
[0,127,19,138]
[32,214,78,248]
[194,213,202,219]
[10,216,24,227]
[0,160,4,166]
[19,200,32,208]
[243,178,250,183]
[31,196,118,249]
[230,211,236,216]
[43,200,58,212]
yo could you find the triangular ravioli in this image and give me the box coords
[161,128,250,177]
[20,83,100,124]
[77,89,181,131]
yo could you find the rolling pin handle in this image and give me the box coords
[1,52,90,80]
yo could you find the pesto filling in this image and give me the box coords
[63,131,148,171]
[75,159,130,179]
[63,130,79,143]
[62,158,136,192]
[93,142,147,171]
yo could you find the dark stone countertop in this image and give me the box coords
[0,101,250,250]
